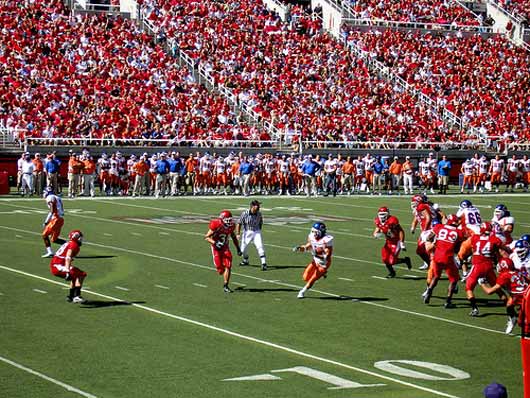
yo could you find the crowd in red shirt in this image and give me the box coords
[346,29,530,143]
[0,0,264,145]
[496,0,530,21]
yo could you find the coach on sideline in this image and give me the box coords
[237,200,267,271]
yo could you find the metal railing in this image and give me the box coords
[342,18,493,33]
[0,125,22,148]
[297,139,488,151]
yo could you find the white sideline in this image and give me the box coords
[0,355,98,398]
[0,264,461,398]
[0,225,506,335]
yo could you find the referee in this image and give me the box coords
[237,200,267,271]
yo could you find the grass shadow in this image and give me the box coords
[81,300,145,309]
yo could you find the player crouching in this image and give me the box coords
[49,230,87,303]
[293,222,333,299]
[373,207,411,278]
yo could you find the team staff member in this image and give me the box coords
[32,153,45,195]
[237,200,267,271]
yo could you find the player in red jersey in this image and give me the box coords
[422,214,464,308]
[479,257,529,334]
[410,194,434,270]
[205,210,241,293]
[49,230,87,303]
[466,222,507,317]
[373,207,411,278]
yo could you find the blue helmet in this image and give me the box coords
[459,200,472,209]
[494,204,508,218]
[520,234,530,244]
[515,239,530,259]
[311,222,327,239]
[43,186,54,198]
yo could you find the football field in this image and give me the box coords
[0,194,526,398]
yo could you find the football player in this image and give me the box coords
[49,230,87,303]
[492,204,515,245]
[293,222,333,298]
[466,222,507,317]
[479,257,528,334]
[42,186,65,258]
[422,215,464,308]
[204,210,241,293]
[456,199,482,279]
[410,194,433,270]
[511,239,530,276]
[373,207,411,278]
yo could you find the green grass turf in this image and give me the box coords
[0,194,527,398]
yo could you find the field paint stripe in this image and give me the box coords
[232,282,246,286]
[158,232,170,236]
[155,284,170,290]
[193,283,208,288]
[32,289,47,294]
[404,274,423,278]
[115,286,129,291]
[0,355,98,398]
[0,225,506,335]
[338,277,354,282]
[372,276,388,280]
[0,265,461,398]
[131,232,143,237]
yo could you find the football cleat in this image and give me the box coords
[297,290,305,299]
[41,252,54,258]
[72,296,86,304]
[505,316,517,334]
[419,262,429,270]
[422,289,431,304]
[469,307,480,317]
[404,257,412,270]
[261,263,267,271]
[386,270,396,279]
[66,296,73,303]
[223,285,233,293]
[444,302,456,309]
[239,260,249,266]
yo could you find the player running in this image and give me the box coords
[42,186,65,258]
[205,210,242,293]
[293,222,333,299]
[373,207,411,278]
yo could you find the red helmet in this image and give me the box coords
[68,230,83,245]
[411,194,425,209]
[377,207,390,222]
[219,210,233,227]
[496,257,514,273]
[480,222,493,235]
[446,214,459,226]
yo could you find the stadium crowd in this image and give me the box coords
[0,0,264,145]
[16,149,530,198]
[341,0,482,26]
[345,29,530,144]
[496,0,530,21]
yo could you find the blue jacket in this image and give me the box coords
[438,160,451,176]
[45,158,60,174]
[301,160,320,176]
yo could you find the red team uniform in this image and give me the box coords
[467,233,504,292]
[431,223,464,284]
[50,240,86,281]
[208,218,236,275]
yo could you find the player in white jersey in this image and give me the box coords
[278,155,290,195]
[475,156,489,192]
[213,157,228,194]
[521,155,530,191]
[197,153,213,194]
[42,186,65,257]
[293,222,334,299]
[460,159,475,193]
[353,155,365,193]
[263,154,277,194]
[323,154,338,197]
[97,154,111,195]
[488,155,504,193]
[426,153,438,194]
[510,239,530,275]
[492,204,515,245]
[363,154,376,192]
[506,155,520,192]
[456,199,482,236]
[418,158,434,194]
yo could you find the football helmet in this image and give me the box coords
[459,200,472,209]
[494,204,508,219]
[496,258,515,273]
[377,207,390,223]
[68,230,83,245]
[43,186,54,198]
[514,239,530,259]
[311,222,327,239]
[480,222,493,235]
[446,214,459,226]
[219,210,233,227]
[520,234,530,244]
[410,194,425,209]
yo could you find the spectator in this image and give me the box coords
[437,155,452,194]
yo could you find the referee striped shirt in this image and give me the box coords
[239,209,263,231]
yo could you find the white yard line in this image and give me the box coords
[0,355,98,398]
[338,277,355,282]
[155,284,170,290]
[32,289,47,294]
[114,286,130,291]
[192,283,208,288]
[0,225,506,335]
[372,276,388,280]
[0,264,461,398]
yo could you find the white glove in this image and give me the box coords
[410,228,415,234]
[399,241,406,251]
[478,277,487,285]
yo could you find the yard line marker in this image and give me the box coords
[404,274,423,278]
[232,282,246,286]
[103,233,112,237]
[372,276,387,280]
[338,277,354,282]
[131,232,143,237]
[15,234,23,238]
[0,355,98,398]
[115,286,130,291]
[32,289,47,294]
[155,284,170,290]
[193,283,208,288]
[158,232,170,236]
[0,265,462,398]
[0,225,506,335]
